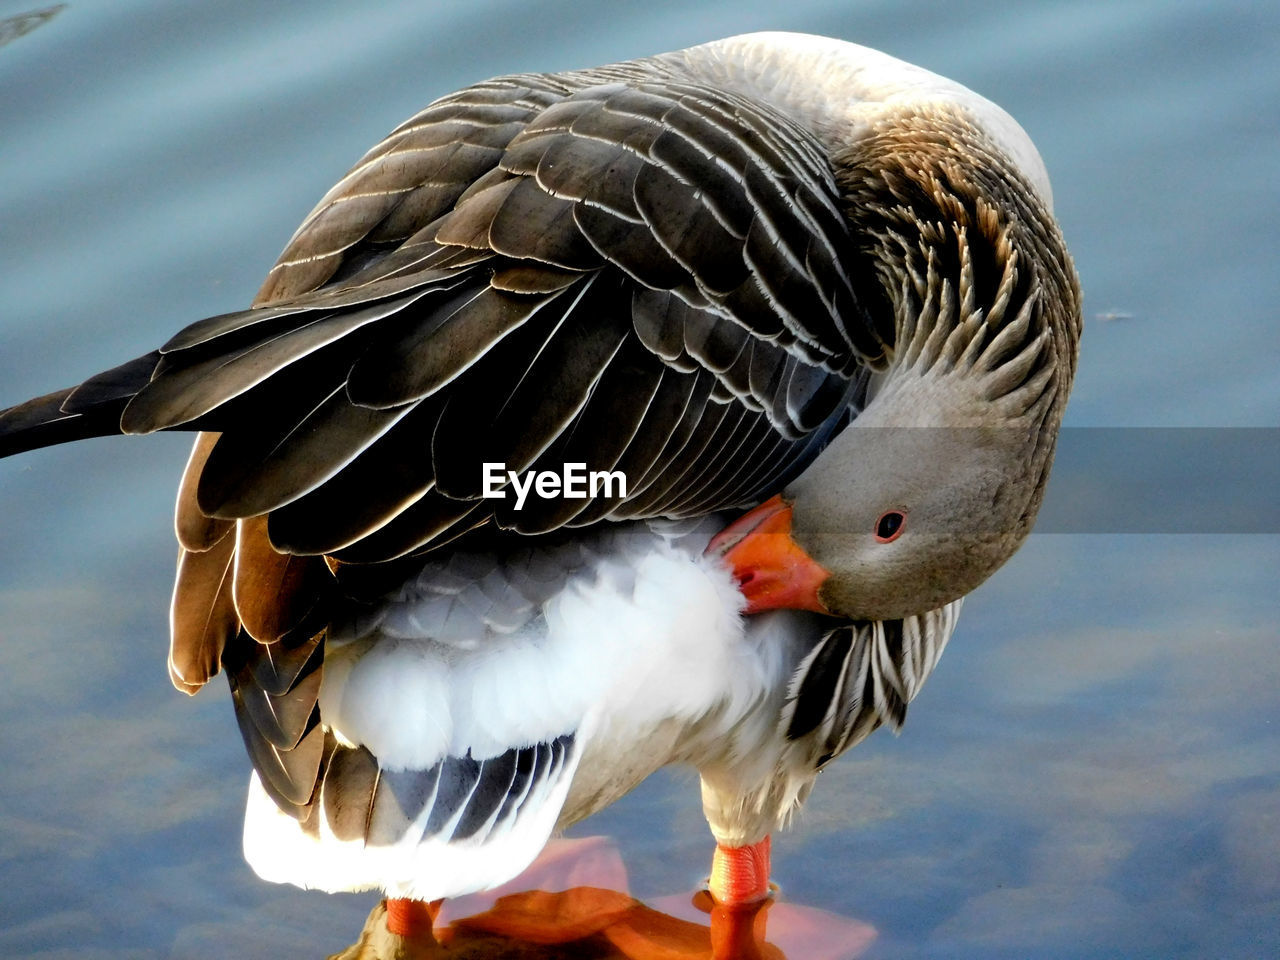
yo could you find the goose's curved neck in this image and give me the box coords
[837,105,1081,439]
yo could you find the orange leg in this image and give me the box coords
[708,835,772,905]
[385,897,442,940]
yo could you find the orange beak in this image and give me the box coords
[706,494,830,615]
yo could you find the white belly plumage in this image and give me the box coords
[242,518,821,900]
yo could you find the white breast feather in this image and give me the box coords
[318,525,753,774]
[243,523,798,899]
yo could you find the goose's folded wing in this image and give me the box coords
[2,71,890,565]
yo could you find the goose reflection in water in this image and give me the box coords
[328,837,874,960]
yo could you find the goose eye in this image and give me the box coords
[875,510,906,542]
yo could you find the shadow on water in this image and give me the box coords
[326,837,874,960]
[0,4,65,50]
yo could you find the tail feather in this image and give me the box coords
[0,351,159,457]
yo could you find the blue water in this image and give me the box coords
[1,1,1277,957]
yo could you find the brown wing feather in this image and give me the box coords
[175,432,232,551]
[168,533,239,694]
[232,516,331,643]
[253,77,571,305]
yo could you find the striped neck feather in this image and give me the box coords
[835,103,1082,431]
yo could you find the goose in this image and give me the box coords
[0,30,1081,939]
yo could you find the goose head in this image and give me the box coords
[710,103,1082,621]
[712,342,1070,622]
